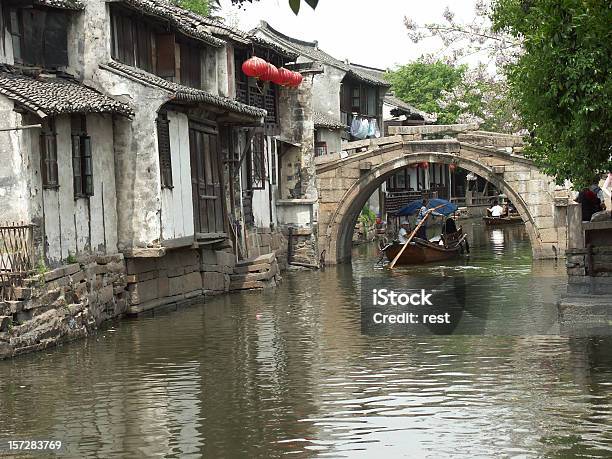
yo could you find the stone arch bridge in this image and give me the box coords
[315,128,571,265]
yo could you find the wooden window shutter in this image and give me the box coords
[43,11,69,68]
[81,136,93,196]
[21,9,46,66]
[156,34,176,78]
[157,115,173,188]
[72,134,83,196]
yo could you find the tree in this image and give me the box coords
[386,60,521,132]
[386,60,465,125]
[492,0,612,188]
[173,0,216,16]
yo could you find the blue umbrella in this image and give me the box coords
[394,198,458,217]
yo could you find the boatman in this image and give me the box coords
[488,200,504,218]
[415,199,430,240]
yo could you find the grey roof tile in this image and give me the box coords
[105,61,266,118]
[0,66,133,117]
[120,0,225,47]
[34,0,84,9]
[313,112,345,130]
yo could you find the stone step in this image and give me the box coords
[230,263,278,283]
[236,252,276,267]
[233,262,277,274]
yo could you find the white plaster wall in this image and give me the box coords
[94,67,170,249]
[161,110,194,241]
[0,97,30,223]
[250,136,279,228]
[317,128,342,155]
[311,64,345,120]
[80,0,113,82]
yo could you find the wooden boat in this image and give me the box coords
[483,214,523,226]
[383,229,468,265]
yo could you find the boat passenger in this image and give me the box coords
[398,222,411,244]
[488,200,504,218]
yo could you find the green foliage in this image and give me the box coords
[172,0,213,16]
[359,206,377,225]
[386,60,466,125]
[35,256,48,276]
[66,252,77,264]
[492,0,612,188]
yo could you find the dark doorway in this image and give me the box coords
[189,122,225,234]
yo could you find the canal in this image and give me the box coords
[1,220,611,457]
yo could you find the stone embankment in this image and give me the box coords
[1,248,284,359]
[0,255,128,359]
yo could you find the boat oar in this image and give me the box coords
[389,204,445,269]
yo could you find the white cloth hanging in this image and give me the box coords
[350,116,361,137]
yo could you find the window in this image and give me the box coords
[71,115,93,197]
[40,119,58,189]
[7,7,69,68]
[315,141,328,157]
[157,113,173,188]
[8,9,21,62]
[111,10,153,72]
[179,42,202,89]
[249,133,266,190]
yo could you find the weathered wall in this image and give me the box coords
[0,106,118,265]
[0,97,30,223]
[27,114,119,265]
[80,0,114,82]
[95,67,169,250]
[311,64,345,120]
[317,128,342,156]
[0,254,128,360]
[161,110,195,242]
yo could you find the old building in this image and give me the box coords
[0,0,133,265]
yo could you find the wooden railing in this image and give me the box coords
[0,222,36,301]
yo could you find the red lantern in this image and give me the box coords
[449,163,457,172]
[260,63,279,82]
[242,56,267,78]
[286,71,303,88]
[421,161,429,169]
[276,67,293,86]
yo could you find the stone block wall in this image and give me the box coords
[0,254,128,359]
[244,227,287,270]
[287,227,319,266]
[565,246,612,295]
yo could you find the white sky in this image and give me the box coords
[219,0,480,70]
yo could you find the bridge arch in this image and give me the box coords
[316,142,566,265]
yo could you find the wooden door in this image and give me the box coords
[189,122,225,235]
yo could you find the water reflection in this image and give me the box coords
[0,221,611,457]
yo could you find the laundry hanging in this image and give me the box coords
[368,119,380,138]
[350,117,361,137]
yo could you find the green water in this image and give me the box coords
[0,220,610,458]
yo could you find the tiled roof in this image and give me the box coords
[313,112,345,130]
[104,61,266,118]
[34,0,84,9]
[120,0,225,47]
[195,17,298,59]
[0,66,133,117]
[254,22,389,87]
[385,93,436,123]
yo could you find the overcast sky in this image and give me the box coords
[219,0,481,70]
